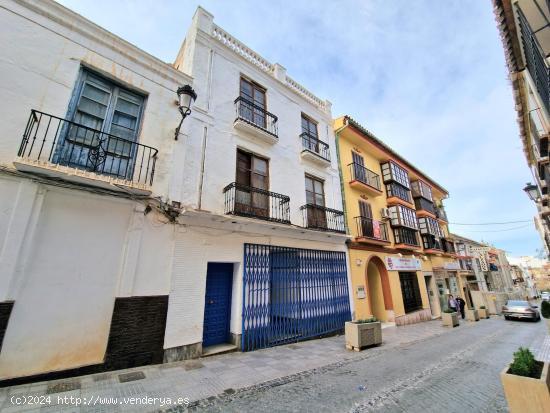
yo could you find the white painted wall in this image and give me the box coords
[0,0,193,201]
[0,0,185,378]
[166,225,348,349]
[163,8,352,351]
[174,8,343,222]
[0,177,175,379]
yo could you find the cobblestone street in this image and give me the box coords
[182,317,549,413]
[2,316,548,412]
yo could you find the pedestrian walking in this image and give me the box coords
[456,296,466,319]
[448,294,457,312]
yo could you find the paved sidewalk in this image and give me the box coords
[0,317,522,412]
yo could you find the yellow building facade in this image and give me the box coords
[335,116,461,325]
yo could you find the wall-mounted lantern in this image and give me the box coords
[174,85,197,140]
[523,182,540,202]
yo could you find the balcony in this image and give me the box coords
[300,133,331,167]
[393,227,420,250]
[422,235,442,253]
[414,197,436,217]
[459,258,474,272]
[223,182,290,224]
[233,97,278,144]
[354,216,390,245]
[14,110,158,195]
[441,238,456,255]
[434,205,448,222]
[518,6,550,116]
[411,180,433,202]
[300,204,345,233]
[385,182,413,207]
[530,111,549,164]
[348,162,382,196]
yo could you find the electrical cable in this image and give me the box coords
[465,224,533,233]
[449,220,532,225]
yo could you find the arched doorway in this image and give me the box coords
[366,256,394,322]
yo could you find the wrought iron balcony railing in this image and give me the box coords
[300,204,345,233]
[300,133,330,162]
[518,6,550,116]
[354,216,389,241]
[234,96,278,138]
[17,110,158,186]
[223,182,290,224]
[414,197,435,215]
[348,162,381,191]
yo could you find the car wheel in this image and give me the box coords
[504,316,510,320]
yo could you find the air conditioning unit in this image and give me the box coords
[380,207,391,220]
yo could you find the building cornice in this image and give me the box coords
[209,23,331,113]
[492,0,532,164]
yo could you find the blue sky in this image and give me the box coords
[57,0,541,256]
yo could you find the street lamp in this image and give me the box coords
[174,85,197,140]
[523,182,541,202]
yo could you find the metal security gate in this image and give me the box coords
[242,244,351,351]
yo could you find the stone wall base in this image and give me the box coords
[395,308,432,326]
[163,342,202,362]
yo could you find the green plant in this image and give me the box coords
[509,347,537,378]
[354,317,378,324]
[443,308,455,313]
[479,305,486,309]
[541,300,550,319]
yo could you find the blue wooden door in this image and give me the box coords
[203,263,233,347]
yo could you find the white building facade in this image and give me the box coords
[165,7,351,359]
[0,1,351,383]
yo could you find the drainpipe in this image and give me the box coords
[334,122,349,236]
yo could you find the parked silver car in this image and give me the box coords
[502,300,541,321]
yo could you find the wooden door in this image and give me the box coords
[235,150,269,218]
[240,78,266,128]
[359,200,373,237]
[305,175,326,228]
[352,151,366,182]
[251,156,269,217]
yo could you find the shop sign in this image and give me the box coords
[443,261,460,270]
[385,256,421,271]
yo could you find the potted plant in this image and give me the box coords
[345,317,382,351]
[478,305,489,319]
[465,308,479,322]
[541,300,550,334]
[442,308,459,327]
[501,347,549,412]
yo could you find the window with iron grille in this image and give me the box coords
[385,182,411,203]
[399,272,423,313]
[411,180,433,202]
[393,227,419,246]
[380,161,410,189]
[388,205,418,229]
[418,217,442,237]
